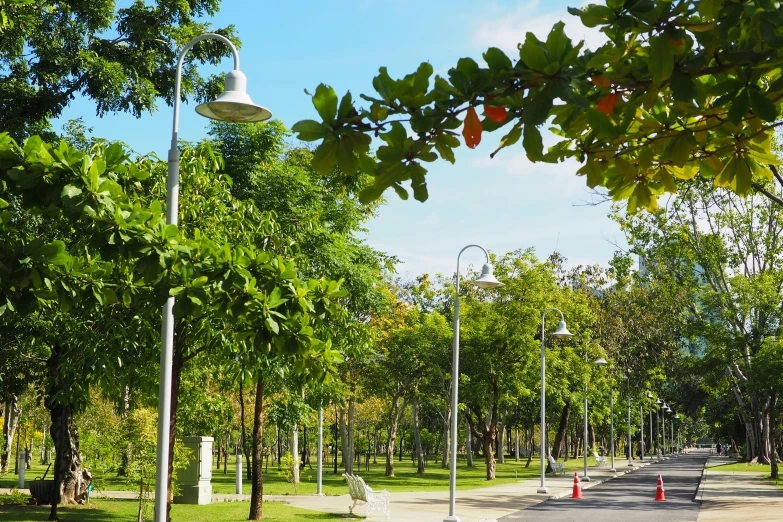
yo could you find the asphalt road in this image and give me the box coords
[499,452,709,522]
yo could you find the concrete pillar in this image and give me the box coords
[18,451,25,488]
[235,453,242,495]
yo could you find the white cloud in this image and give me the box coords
[471,1,606,56]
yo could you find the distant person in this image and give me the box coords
[716,442,722,455]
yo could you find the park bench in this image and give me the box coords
[547,455,565,476]
[343,472,391,520]
[592,451,607,466]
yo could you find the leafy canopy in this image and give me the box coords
[294,0,783,212]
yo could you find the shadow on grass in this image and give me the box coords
[0,504,116,522]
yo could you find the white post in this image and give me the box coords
[291,424,300,484]
[445,244,492,522]
[18,451,25,489]
[583,383,590,481]
[154,32,241,522]
[317,406,324,495]
[640,406,645,460]
[609,387,616,472]
[235,453,243,495]
[627,391,633,467]
[538,311,548,493]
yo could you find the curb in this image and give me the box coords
[548,460,657,500]
[692,460,708,504]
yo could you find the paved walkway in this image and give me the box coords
[697,455,783,522]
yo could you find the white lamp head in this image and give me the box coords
[647,391,653,399]
[552,320,573,338]
[595,357,608,366]
[474,263,503,289]
[675,414,680,419]
[196,70,272,122]
[656,398,662,404]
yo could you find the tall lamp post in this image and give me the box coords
[445,245,503,522]
[655,398,663,455]
[582,356,607,482]
[537,309,572,494]
[155,33,271,522]
[661,402,670,456]
[640,405,645,461]
[609,377,616,472]
[647,392,654,458]
[624,373,633,467]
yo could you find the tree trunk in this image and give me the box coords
[339,405,347,468]
[239,374,252,481]
[551,402,571,461]
[465,412,473,467]
[249,377,265,520]
[525,428,534,468]
[385,395,406,476]
[482,426,496,480]
[46,344,91,521]
[497,420,505,464]
[441,406,450,469]
[163,348,185,522]
[515,428,520,462]
[412,396,425,473]
[346,395,355,474]
[1,396,20,473]
[588,422,596,453]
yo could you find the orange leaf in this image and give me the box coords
[669,38,684,47]
[596,93,618,115]
[483,104,507,123]
[592,75,611,88]
[463,106,482,149]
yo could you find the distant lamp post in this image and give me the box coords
[537,309,572,494]
[647,392,654,458]
[445,245,502,522]
[674,413,680,454]
[661,402,670,455]
[582,356,607,482]
[605,364,616,473]
[623,373,633,467]
[656,398,663,455]
[155,32,271,522]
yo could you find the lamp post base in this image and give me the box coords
[443,516,461,522]
[609,468,617,472]
[627,462,634,467]
[582,476,591,482]
[537,487,549,494]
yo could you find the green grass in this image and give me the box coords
[0,498,357,521]
[2,452,609,496]
[706,460,771,473]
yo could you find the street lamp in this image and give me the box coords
[609,373,617,472]
[445,245,502,522]
[582,356,607,482]
[155,33,271,522]
[674,413,680,455]
[647,392,654,459]
[661,402,670,456]
[656,398,663,456]
[640,404,645,461]
[537,309,572,494]
[624,373,633,467]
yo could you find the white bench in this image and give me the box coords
[343,472,390,520]
[593,451,607,466]
[547,455,565,476]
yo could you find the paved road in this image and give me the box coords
[500,452,708,522]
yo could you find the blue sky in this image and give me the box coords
[58,0,627,277]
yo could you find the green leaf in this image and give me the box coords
[649,36,674,85]
[122,288,132,308]
[523,125,544,160]
[668,134,692,167]
[749,88,778,122]
[312,84,338,124]
[312,138,340,175]
[490,124,522,158]
[587,109,617,138]
[483,47,513,71]
[670,69,696,102]
[727,88,750,125]
[520,33,548,71]
[523,88,553,126]
[546,22,569,61]
[265,316,280,334]
[291,120,331,141]
[698,0,720,20]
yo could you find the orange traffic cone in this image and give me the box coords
[654,474,666,501]
[710,449,714,455]
[572,472,583,499]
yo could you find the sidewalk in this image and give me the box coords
[264,457,663,522]
[698,456,783,522]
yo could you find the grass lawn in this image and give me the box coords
[706,460,771,473]
[2,452,609,496]
[0,498,358,521]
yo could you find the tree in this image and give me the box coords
[293,1,783,212]
[0,0,238,140]
[619,179,783,463]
